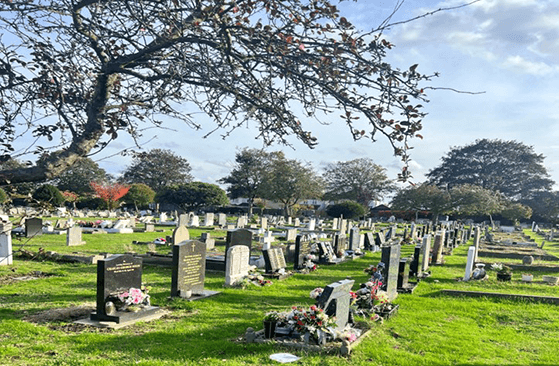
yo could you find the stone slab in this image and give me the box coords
[75,308,168,329]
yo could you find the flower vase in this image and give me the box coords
[263,321,276,339]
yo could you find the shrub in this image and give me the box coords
[32,184,65,206]
[326,201,367,219]
[0,187,8,205]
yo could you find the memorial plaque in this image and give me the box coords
[316,279,355,332]
[171,240,206,298]
[25,218,43,238]
[294,234,312,270]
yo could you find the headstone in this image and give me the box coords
[339,219,348,235]
[0,222,13,265]
[189,214,200,227]
[316,279,355,332]
[308,218,316,231]
[294,218,300,227]
[294,234,312,270]
[218,213,227,227]
[225,245,250,286]
[260,217,268,231]
[159,212,167,223]
[203,213,214,227]
[200,232,215,250]
[224,229,253,267]
[473,227,481,262]
[172,225,190,245]
[381,244,401,301]
[318,242,336,264]
[397,258,410,289]
[364,232,376,251]
[144,223,155,233]
[464,246,476,281]
[25,218,43,238]
[349,227,360,251]
[90,254,158,323]
[409,244,421,277]
[177,214,189,227]
[285,228,297,242]
[171,240,215,299]
[431,232,444,264]
[333,233,347,256]
[375,231,386,246]
[262,247,287,274]
[66,226,85,246]
[332,218,339,230]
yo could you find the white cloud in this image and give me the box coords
[502,55,556,75]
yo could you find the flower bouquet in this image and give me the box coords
[106,286,151,313]
[287,305,337,343]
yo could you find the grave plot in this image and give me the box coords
[78,254,166,328]
[245,279,377,355]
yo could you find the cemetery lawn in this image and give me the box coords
[1,227,559,365]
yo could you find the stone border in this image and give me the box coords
[441,290,559,304]
[74,308,169,329]
[244,322,372,355]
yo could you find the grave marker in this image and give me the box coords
[381,244,401,301]
[66,226,85,246]
[172,225,190,245]
[316,279,355,332]
[294,234,312,270]
[0,222,13,265]
[25,218,43,238]
[225,245,250,286]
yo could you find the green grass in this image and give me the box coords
[1,227,559,365]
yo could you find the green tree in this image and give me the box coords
[500,202,532,225]
[449,184,503,224]
[520,191,559,224]
[427,139,555,200]
[219,148,280,216]
[323,158,395,207]
[0,1,432,186]
[157,182,228,212]
[0,159,37,196]
[55,157,107,195]
[121,149,193,193]
[390,183,451,223]
[123,183,156,211]
[326,201,367,220]
[260,154,323,217]
[33,184,65,207]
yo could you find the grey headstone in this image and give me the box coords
[172,225,190,245]
[66,226,85,246]
[316,279,355,332]
[262,247,286,273]
[25,218,43,238]
[294,234,312,270]
[225,245,250,286]
[381,244,401,301]
[0,222,13,265]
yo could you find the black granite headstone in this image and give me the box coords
[364,232,375,251]
[397,258,410,289]
[409,244,421,277]
[375,230,386,246]
[91,254,158,323]
[333,234,347,255]
[316,279,355,332]
[294,234,312,270]
[171,240,206,298]
[349,227,360,251]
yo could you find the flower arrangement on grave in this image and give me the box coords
[237,270,273,289]
[491,263,512,281]
[309,287,324,300]
[304,254,318,271]
[286,305,337,341]
[491,263,512,275]
[107,285,151,312]
[363,262,385,283]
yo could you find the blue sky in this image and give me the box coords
[97,0,559,193]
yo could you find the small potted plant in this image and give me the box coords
[491,263,512,282]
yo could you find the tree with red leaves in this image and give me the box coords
[90,182,129,210]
